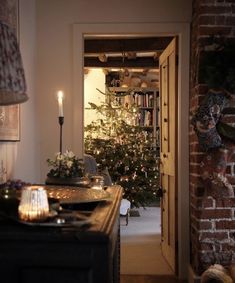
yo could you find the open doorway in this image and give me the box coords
[83,35,176,276]
[72,22,190,279]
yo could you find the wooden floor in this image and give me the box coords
[121,275,188,283]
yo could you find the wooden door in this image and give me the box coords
[159,38,178,273]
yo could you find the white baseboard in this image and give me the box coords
[188,265,201,283]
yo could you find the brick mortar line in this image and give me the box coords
[190,162,201,166]
[190,152,204,155]
[190,173,201,177]
[200,24,235,27]
[191,203,233,210]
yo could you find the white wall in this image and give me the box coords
[36,0,192,181]
[84,69,105,127]
[0,0,39,183]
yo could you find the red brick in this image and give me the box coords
[228,155,235,162]
[226,165,232,174]
[189,124,195,133]
[195,84,208,95]
[190,96,199,108]
[216,198,235,207]
[196,209,232,219]
[226,16,235,25]
[226,175,235,184]
[199,26,232,36]
[220,243,235,252]
[200,0,215,3]
[199,5,231,14]
[216,220,235,229]
[190,142,201,153]
[198,36,216,48]
[189,133,200,143]
[198,243,214,251]
[200,231,228,241]
[190,174,202,185]
[190,163,201,175]
[192,197,214,208]
[216,15,225,25]
[191,196,201,208]
[199,15,216,25]
[203,198,214,208]
[220,115,235,123]
[190,185,206,197]
[198,94,208,104]
[190,153,205,163]
[199,221,213,230]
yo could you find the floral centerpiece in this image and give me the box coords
[46,150,87,186]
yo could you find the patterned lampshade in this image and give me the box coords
[0,21,28,105]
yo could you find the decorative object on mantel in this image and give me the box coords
[0,21,28,105]
[46,150,88,186]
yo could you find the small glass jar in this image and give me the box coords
[18,186,49,222]
[90,175,104,190]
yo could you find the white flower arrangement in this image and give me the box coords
[47,150,84,178]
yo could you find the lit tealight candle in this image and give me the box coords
[18,186,49,222]
[90,176,104,190]
[57,90,64,117]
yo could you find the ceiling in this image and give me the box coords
[84,37,173,68]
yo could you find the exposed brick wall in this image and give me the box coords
[190,0,235,275]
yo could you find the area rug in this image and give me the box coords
[120,207,173,275]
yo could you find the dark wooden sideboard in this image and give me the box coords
[0,185,122,283]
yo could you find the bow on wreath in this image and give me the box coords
[192,90,235,198]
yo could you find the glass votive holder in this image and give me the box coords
[90,175,104,190]
[18,186,49,222]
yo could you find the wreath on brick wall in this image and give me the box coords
[192,40,235,198]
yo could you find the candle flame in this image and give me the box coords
[57,90,64,101]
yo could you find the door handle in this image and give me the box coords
[163,153,167,158]
[156,187,166,198]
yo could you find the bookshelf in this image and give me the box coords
[109,87,160,148]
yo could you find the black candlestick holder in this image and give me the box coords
[58,116,64,154]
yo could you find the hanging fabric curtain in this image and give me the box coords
[0,21,28,105]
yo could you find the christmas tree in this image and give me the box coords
[84,87,160,207]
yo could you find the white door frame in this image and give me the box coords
[72,23,190,280]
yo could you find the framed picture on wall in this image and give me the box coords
[0,105,20,141]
